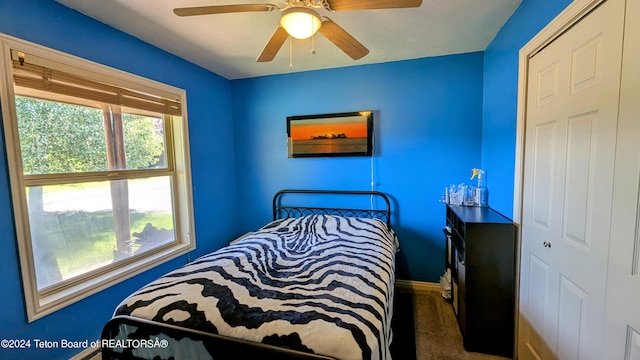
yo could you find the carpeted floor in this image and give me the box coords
[391,288,513,360]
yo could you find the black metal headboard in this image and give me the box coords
[272,190,392,227]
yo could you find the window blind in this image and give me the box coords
[11,52,181,116]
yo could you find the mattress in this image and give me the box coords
[113,214,398,360]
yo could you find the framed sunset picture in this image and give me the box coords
[287,111,373,158]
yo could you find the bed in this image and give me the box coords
[101,190,397,360]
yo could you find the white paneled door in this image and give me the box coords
[605,0,640,358]
[519,0,625,359]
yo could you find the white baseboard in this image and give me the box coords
[395,279,440,293]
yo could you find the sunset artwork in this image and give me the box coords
[287,111,372,158]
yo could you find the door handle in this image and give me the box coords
[543,241,552,248]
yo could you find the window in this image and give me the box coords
[0,36,195,321]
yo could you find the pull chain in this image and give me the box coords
[311,18,316,55]
[289,36,293,68]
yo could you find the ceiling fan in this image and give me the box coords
[173,0,423,63]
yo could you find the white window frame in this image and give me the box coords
[0,34,196,321]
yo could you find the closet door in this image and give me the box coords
[518,0,625,359]
[605,0,640,357]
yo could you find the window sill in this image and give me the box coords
[29,240,194,322]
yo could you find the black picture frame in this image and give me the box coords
[287,111,373,158]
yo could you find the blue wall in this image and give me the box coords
[0,0,237,358]
[481,0,572,217]
[231,53,485,282]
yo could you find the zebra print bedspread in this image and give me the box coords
[114,215,398,360]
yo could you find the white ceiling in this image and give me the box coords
[54,0,522,80]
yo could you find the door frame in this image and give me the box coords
[512,0,608,356]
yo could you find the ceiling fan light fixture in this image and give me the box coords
[280,7,321,40]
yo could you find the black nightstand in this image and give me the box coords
[443,204,516,358]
